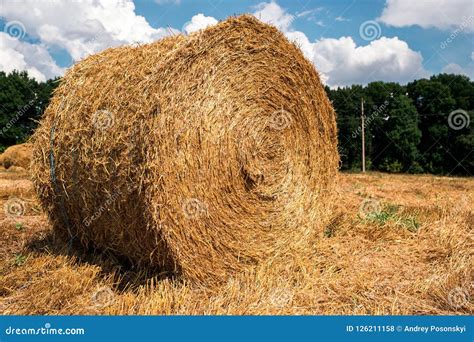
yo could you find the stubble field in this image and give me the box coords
[0,167,472,315]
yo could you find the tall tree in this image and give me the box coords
[0,71,59,151]
[407,78,459,174]
[372,95,421,172]
[326,85,365,170]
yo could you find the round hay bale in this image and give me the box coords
[31,15,339,284]
[1,143,33,169]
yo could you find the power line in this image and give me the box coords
[361,97,366,173]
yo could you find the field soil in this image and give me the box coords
[0,167,472,314]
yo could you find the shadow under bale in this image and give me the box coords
[26,231,176,292]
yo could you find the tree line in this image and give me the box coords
[0,71,58,149]
[0,70,472,175]
[326,74,473,175]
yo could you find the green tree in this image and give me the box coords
[372,95,421,172]
[328,75,472,175]
[0,71,59,151]
[326,85,365,170]
[406,76,472,174]
[363,81,406,171]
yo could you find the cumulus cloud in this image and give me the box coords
[0,1,220,80]
[379,0,474,32]
[0,0,170,62]
[253,1,429,87]
[442,63,474,78]
[182,14,218,34]
[253,1,294,31]
[314,37,429,87]
[0,0,435,86]
[0,33,64,82]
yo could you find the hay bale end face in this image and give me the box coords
[31,15,339,283]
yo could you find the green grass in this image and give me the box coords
[14,253,27,266]
[366,204,420,232]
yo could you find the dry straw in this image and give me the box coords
[0,143,32,169]
[31,15,339,284]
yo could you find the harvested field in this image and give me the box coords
[1,167,472,315]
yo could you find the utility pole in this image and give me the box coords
[361,97,366,173]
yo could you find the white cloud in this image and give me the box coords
[182,14,218,34]
[253,1,429,87]
[253,1,294,31]
[335,16,350,22]
[296,8,324,19]
[442,63,474,78]
[0,0,438,86]
[312,36,429,87]
[379,0,474,32]
[0,0,170,62]
[0,33,64,82]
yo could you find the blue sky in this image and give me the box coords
[139,0,472,74]
[0,0,472,87]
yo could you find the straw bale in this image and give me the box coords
[31,15,338,283]
[1,143,32,169]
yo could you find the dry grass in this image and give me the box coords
[0,167,472,315]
